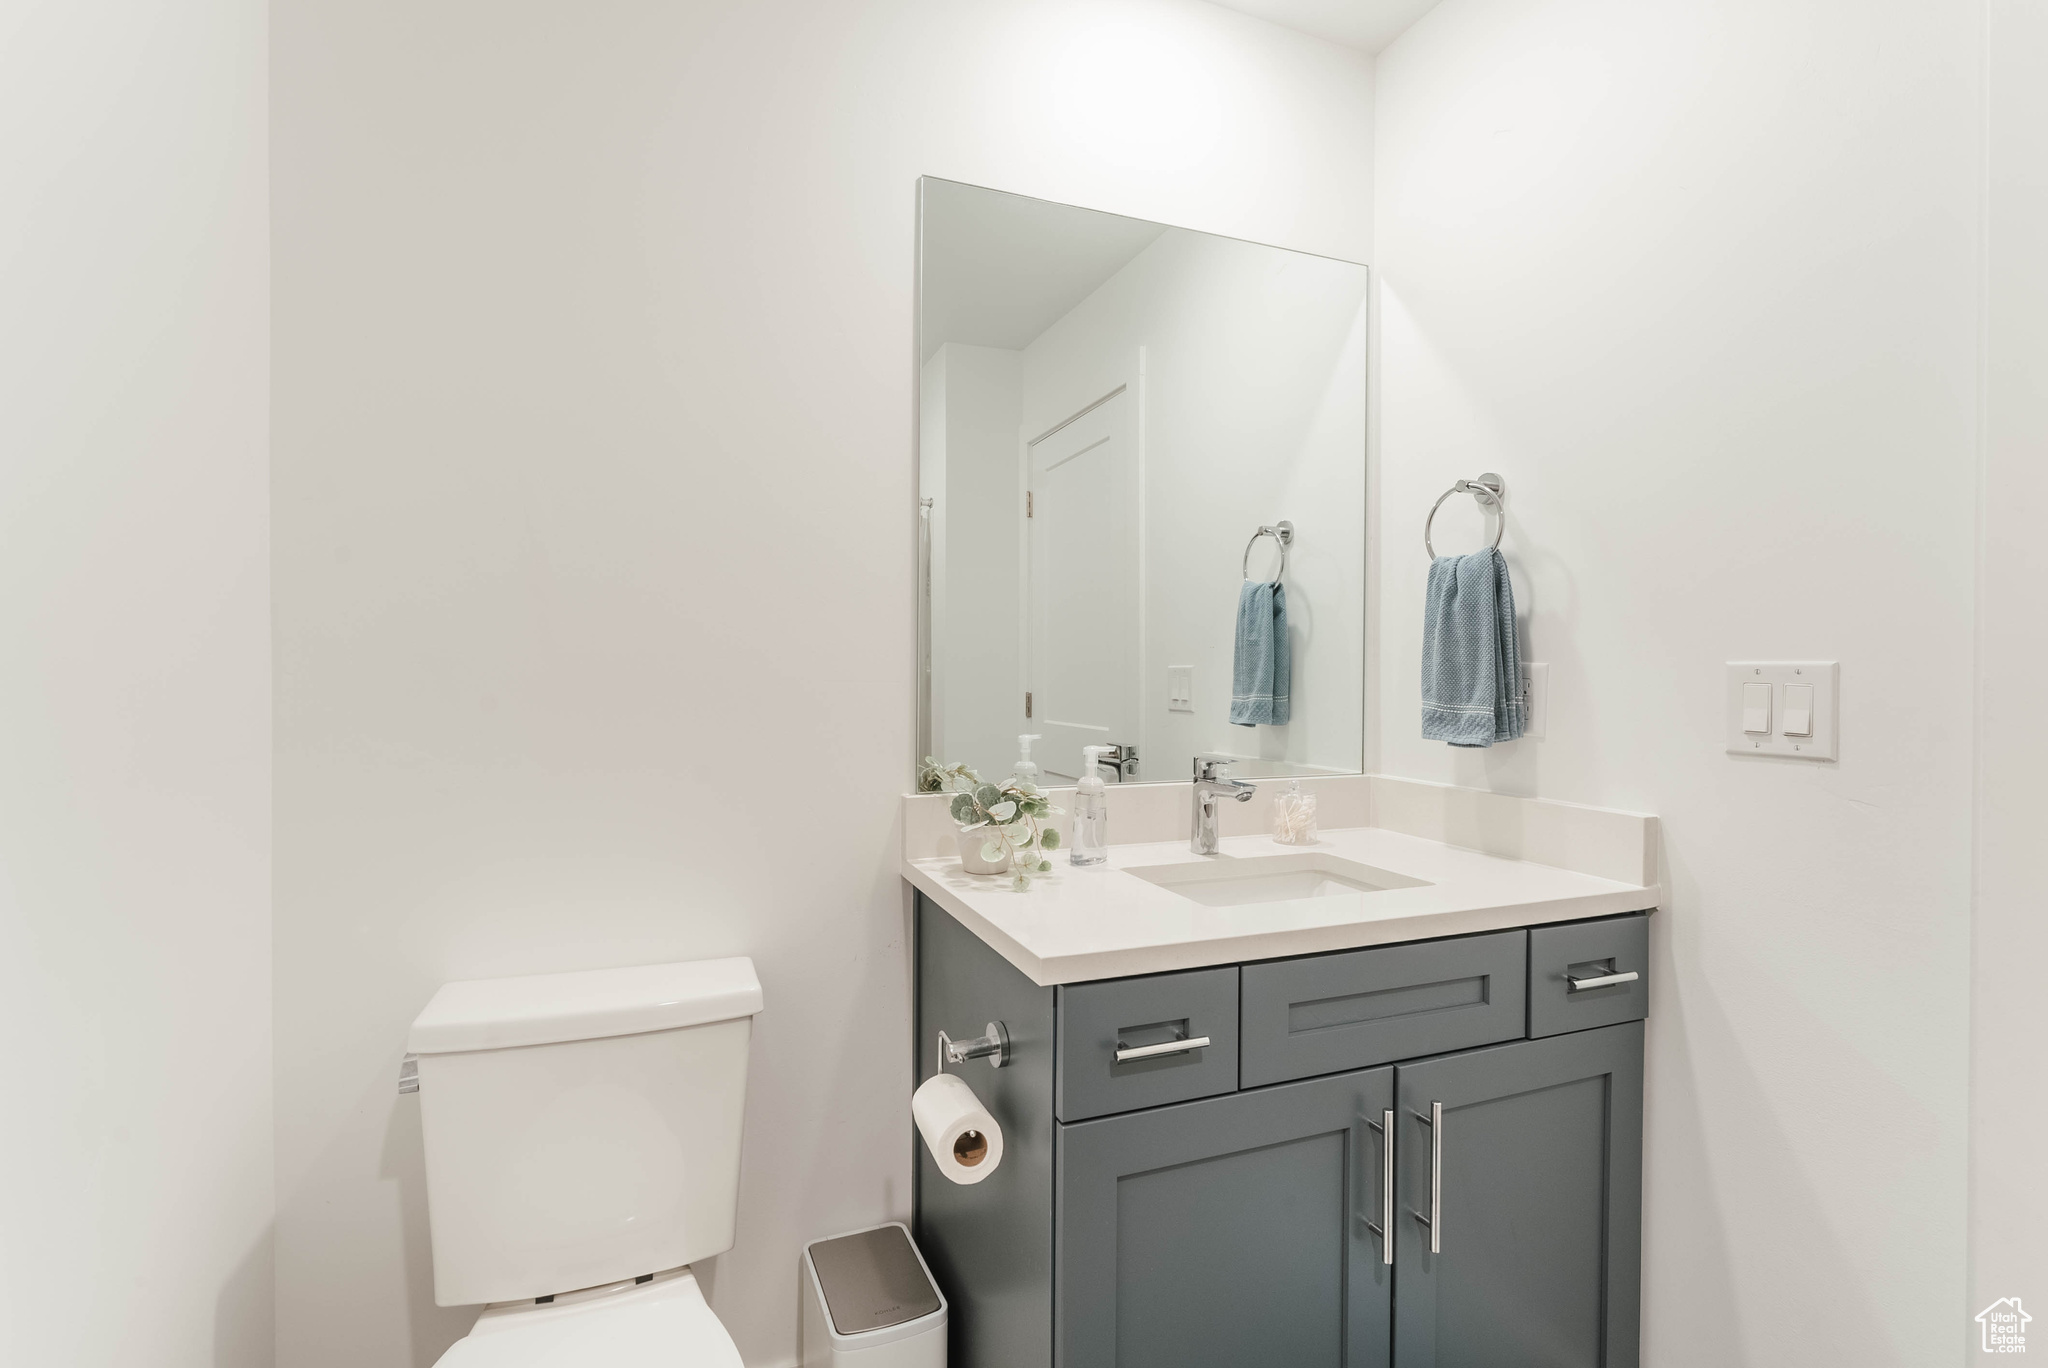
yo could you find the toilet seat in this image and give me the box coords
[434,1267,742,1367]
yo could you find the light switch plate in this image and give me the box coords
[1521,662,1548,740]
[1725,662,1838,760]
[1167,665,1194,713]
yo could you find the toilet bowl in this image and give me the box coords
[434,1267,741,1368]
[406,958,765,1368]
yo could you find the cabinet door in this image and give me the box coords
[1055,1067,1394,1368]
[1393,1022,1643,1368]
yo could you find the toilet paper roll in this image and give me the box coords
[913,1072,1005,1185]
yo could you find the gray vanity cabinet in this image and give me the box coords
[913,896,1650,1368]
[1054,1067,1394,1368]
[1392,1023,1644,1368]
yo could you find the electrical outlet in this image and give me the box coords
[1167,665,1194,713]
[1521,662,1548,740]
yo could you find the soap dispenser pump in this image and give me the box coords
[1013,733,1043,787]
[1071,745,1110,866]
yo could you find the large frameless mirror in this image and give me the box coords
[916,178,1368,789]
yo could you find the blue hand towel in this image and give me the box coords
[1421,548,1525,747]
[1230,580,1291,727]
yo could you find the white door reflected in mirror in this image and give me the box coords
[1029,389,1137,784]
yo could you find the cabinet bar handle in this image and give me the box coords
[1363,1108,1395,1265]
[1114,1035,1210,1064]
[1411,1101,1442,1254]
[1567,969,1639,993]
[1382,1107,1397,1264]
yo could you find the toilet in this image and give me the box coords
[406,957,765,1366]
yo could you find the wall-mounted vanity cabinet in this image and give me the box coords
[913,896,1649,1368]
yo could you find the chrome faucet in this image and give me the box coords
[1191,756,1256,854]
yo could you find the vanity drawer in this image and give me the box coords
[1055,967,1239,1122]
[1239,930,1527,1086]
[1528,912,1650,1038]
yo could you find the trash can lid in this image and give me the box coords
[807,1225,943,1336]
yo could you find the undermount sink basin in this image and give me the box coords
[1126,851,1433,908]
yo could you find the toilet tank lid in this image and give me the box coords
[408,958,763,1054]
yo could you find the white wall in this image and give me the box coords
[1023,228,1369,783]
[270,3,1372,1365]
[1972,0,2048,1337]
[0,1,273,1364]
[1374,2,1978,1363]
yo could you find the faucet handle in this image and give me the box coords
[1193,755,1232,783]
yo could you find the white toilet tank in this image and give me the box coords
[407,958,763,1307]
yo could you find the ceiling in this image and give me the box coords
[1207,0,1444,53]
[920,180,1169,363]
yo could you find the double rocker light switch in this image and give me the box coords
[1726,663,1838,760]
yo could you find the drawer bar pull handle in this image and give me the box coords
[1114,1035,1211,1064]
[1364,1109,1395,1265]
[1566,969,1640,993]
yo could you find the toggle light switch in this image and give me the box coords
[1726,662,1838,760]
[1781,684,1814,737]
[1741,682,1772,735]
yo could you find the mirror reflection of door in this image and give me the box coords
[1028,389,1137,784]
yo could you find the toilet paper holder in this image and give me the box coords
[936,1021,1010,1072]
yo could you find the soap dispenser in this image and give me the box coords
[1012,733,1043,788]
[1071,745,1110,866]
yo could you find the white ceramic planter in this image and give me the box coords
[956,827,1010,875]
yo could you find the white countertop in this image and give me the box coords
[903,823,1659,986]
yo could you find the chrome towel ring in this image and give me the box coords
[1242,521,1294,583]
[1424,474,1505,561]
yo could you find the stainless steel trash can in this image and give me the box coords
[801,1222,947,1367]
